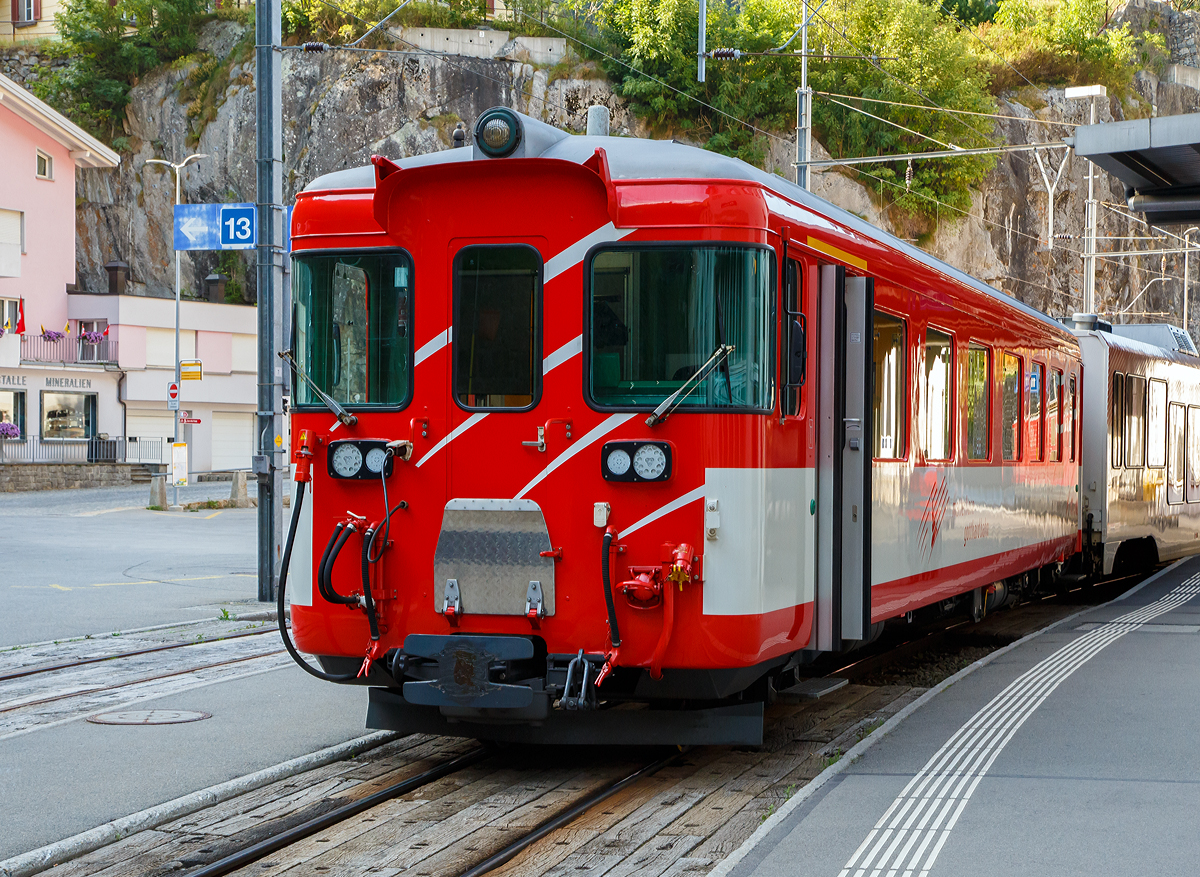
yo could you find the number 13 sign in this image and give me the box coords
[220,205,256,250]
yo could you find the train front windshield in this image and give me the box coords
[292,252,412,407]
[588,245,774,411]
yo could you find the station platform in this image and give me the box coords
[731,556,1200,877]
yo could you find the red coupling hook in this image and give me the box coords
[358,638,388,678]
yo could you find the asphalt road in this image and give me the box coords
[0,482,378,862]
[0,482,267,646]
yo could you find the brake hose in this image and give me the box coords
[601,528,622,647]
[277,479,358,682]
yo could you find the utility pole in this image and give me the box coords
[697,0,706,82]
[256,0,284,602]
[1066,85,1106,314]
[145,154,207,512]
[795,0,812,190]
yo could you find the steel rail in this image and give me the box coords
[0,627,278,683]
[454,751,685,877]
[182,746,495,877]
[0,649,288,714]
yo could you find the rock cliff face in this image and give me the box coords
[72,7,1200,334]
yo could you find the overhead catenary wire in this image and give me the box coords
[815,92,1080,127]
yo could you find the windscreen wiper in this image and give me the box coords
[279,349,357,429]
[645,344,734,427]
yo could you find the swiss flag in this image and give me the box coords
[15,299,24,335]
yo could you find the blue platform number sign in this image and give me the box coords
[220,205,256,250]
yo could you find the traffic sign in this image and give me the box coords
[180,417,201,424]
[167,381,179,411]
[180,359,203,381]
[220,205,255,248]
[174,203,256,251]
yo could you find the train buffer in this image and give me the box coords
[729,555,1200,877]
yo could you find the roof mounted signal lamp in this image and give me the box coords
[474,108,522,158]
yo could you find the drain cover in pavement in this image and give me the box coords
[87,709,211,725]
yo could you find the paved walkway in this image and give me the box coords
[734,557,1200,877]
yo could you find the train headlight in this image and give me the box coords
[600,441,672,482]
[633,444,668,480]
[475,108,521,158]
[331,443,363,478]
[327,440,394,479]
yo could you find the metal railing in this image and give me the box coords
[21,336,119,364]
[0,436,165,464]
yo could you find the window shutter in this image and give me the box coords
[31,0,40,20]
[11,0,19,22]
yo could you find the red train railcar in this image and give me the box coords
[280,108,1082,744]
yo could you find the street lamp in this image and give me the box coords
[145,153,208,511]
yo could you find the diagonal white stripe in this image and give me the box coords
[414,412,487,469]
[514,413,634,499]
[415,327,451,366]
[544,222,636,283]
[617,486,707,540]
[543,335,582,375]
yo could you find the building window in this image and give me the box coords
[0,210,24,258]
[41,392,96,439]
[0,298,19,331]
[0,391,24,439]
[36,151,53,180]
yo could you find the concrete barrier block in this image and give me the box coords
[150,474,168,508]
[230,471,250,508]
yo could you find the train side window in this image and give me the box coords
[453,245,542,410]
[872,310,906,459]
[1112,373,1124,467]
[1069,376,1077,462]
[1147,379,1167,468]
[966,345,990,460]
[922,328,952,460]
[1047,369,1061,463]
[1126,375,1146,467]
[1028,361,1044,462]
[1168,402,1185,503]
[1001,353,1022,461]
[1189,406,1200,502]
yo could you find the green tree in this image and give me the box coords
[34,0,205,140]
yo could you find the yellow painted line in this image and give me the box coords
[807,236,869,272]
[48,584,72,592]
[205,510,224,519]
[73,506,145,518]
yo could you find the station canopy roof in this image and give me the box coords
[1072,113,1200,225]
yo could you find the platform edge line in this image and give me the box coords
[0,730,400,877]
[706,557,1191,877]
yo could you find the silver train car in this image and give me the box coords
[1075,317,1200,575]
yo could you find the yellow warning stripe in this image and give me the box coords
[807,236,868,272]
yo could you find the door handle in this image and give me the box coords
[522,426,546,452]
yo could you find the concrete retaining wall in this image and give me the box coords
[0,463,133,492]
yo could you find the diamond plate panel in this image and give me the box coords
[433,499,555,616]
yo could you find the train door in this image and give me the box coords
[813,264,874,650]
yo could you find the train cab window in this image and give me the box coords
[922,328,952,460]
[1147,379,1167,468]
[966,345,989,460]
[1001,353,1022,461]
[587,245,774,412]
[1126,375,1146,468]
[291,251,413,408]
[1112,374,1124,467]
[1028,362,1044,461]
[1168,402,1185,503]
[872,311,906,459]
[1047,369,1061,463]
[454,245,541,410]
[1188,406,1200,502]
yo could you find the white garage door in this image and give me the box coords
[126,411,175,463]
[212,411,253,471]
